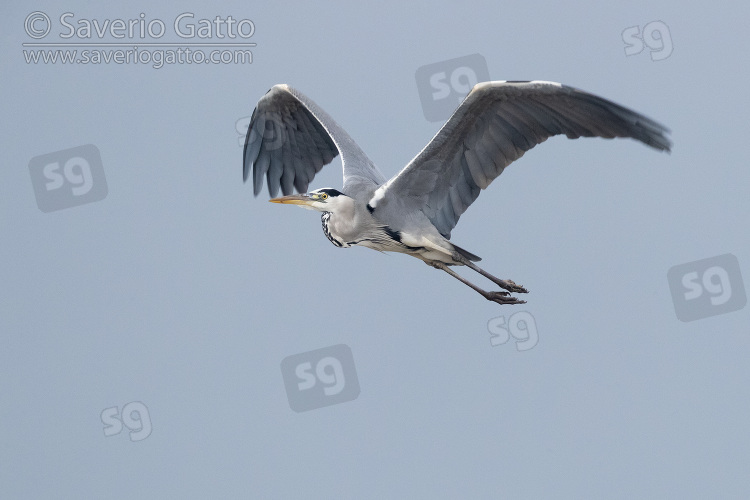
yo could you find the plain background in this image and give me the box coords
[2,1,749,498]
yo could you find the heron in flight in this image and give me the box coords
[243,81,671,304]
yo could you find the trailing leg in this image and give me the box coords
[450,253,529,294]
[427,261,527,305]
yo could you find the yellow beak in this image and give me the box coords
[269,194,313,205]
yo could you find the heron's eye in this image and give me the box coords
[320,193,328,200]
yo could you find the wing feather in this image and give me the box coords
[378,81,671,238]
[243,84,386,197]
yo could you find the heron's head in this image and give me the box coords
[269,188,351,212]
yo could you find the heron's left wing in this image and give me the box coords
[243,84,386,197]
[374,81,671,238]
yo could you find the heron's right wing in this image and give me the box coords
[374,81,671,238]
[243,84,386,197]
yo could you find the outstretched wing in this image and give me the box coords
[243,84,386,197]
[375,81,672,238]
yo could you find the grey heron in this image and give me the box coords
[243,81,671,305]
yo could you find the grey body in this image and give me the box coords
[243,81,671,304]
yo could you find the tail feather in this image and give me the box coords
[451,242,482,262]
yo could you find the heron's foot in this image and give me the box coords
[496,279,529,294]
[485,291,527,305]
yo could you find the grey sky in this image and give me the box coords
[2,1,749,498]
